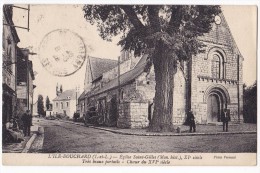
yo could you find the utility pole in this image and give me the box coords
[76,86,79,111]
[117,56,121,123]
[26,51,29,111]
[237,54,240,123]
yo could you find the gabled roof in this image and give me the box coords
[88,56,117,82]
[90,54,149,96]
[53,89,76,101]
[78,91,85,100]
[198,12,242,58]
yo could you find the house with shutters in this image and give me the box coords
[83,12,243,128]
[53,89,77,118]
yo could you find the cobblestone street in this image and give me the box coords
[33,118,257,153]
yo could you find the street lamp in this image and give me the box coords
[76,86,79,111]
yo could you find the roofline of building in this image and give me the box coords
[87,78,136,99]
[3,5,20,43]
[88,55,117,62]
[53,98,74,101]
[85,54,148,99]
[88,55,118,82]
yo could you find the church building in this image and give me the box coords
[83,13,243,128]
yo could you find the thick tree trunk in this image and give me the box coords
[149,40,177,132]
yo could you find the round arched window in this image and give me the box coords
[211,54,221,78]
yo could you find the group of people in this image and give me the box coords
[4,110,32,143]
[187,108,231,133]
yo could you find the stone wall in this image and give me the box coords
[190,13,244,124]
[172,65,187,124]
[190,42,243,123]
[118,102,149,128]
[135,65,187,125]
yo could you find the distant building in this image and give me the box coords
[77,91,85,117]
[32,101,38,116]
[46,104,54,117]
[52,89,77,118]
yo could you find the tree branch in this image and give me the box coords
[147,6,161,33]
[119,5,145,30]
[167,6,184,34]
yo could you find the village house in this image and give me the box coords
[52,87,77,119]
[16,47,36,116]
[46,104,54,117]
[83,13,243,128]
[77,91,85,117]
[2,5,20,125]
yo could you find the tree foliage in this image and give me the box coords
[83,5,221,131]
[46,96,50,110]
[243,81,257,123]
[37,94,45,116]
[83,5,220,57]
[60,85,63,93]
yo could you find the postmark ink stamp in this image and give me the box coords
[39,29,86,77]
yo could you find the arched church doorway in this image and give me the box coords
[207,94,221,122]
[204,85,230,123]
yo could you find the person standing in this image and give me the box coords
[21,110,32,136]
[222,109,228,132]
[188,110,196,132]
[222,109,230,132]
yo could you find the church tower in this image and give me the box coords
[56,83,62,96]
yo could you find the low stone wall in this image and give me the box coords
[117,102,149,128]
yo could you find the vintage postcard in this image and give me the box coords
[1,2,258,168]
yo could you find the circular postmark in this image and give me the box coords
[39,29,86,77]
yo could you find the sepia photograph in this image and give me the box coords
[1,1,258,167]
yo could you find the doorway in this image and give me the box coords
[207,94,221,122]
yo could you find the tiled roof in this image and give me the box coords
[89,56,117,82]
[53,89,76,101]
[91,54,149,96]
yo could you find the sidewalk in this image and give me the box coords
[2,123,39,153]
[60,119,257,136]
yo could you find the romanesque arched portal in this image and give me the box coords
[204,85,230,123]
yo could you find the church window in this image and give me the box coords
[211,52,226,79]
[212,54,220,78]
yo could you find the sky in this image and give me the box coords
[12,5,257,102]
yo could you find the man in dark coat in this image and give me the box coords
[188,110,196,132]
[21,110,32,136]
[222,109,230,132]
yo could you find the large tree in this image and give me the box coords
[83,5,221,132]
[37,94,45,116]
[46,96,50,110]
[243,81,257,123]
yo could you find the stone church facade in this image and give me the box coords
[83,13,243,128]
